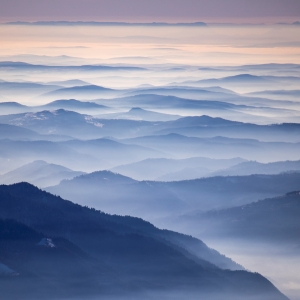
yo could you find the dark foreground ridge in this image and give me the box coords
[0,183,288,300]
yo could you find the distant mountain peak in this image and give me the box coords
[181,115,215,121]
[129,107,145,112]
[45,99,107,109]
[50,99,81,104]
[163,133,188,140]
[60,84,112,91]
[0,101,27,107]
[229,74,260,79]
[170,115,241,127]
[27,160,48,166]
[72,170,135,184]
[0,61,31,67]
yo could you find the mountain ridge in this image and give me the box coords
[0,182,287,300]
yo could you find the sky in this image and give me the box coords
[0,0,300,23]
[0,0,299,67]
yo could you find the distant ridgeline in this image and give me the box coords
[4,21,207,27]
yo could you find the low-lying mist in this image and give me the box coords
[1,22,300,300]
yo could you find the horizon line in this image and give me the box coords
[1,20,300,27]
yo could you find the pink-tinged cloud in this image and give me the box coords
[0,0,300,23]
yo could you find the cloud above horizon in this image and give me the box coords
[0,0,300,23]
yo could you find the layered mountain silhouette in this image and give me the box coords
[0,109,159,139]
[152,116,300,143]
[0,81,60,99]
[212,160,300,177]
[0,102,30,114]
[0,183,287,300]
[124,86,238,100]
[47,171,185,218]
[96,94,249,112]
[1,57,299,299]
[0,137,165,173]
[40,85,121,100]
[120,134,300,162]
[43,79,90,87]
[111,157,245,181]
[177,192,300,249]
[0,123,40,140]
[0,160,84,187]
[247,89,300,101]
[0,99,110,115]
[41,99,109,112]
[93,94,290,124]
[181,74,300,92]
[58,138,163,168]
[0,61,145,72]
[47,171,300,218]
[1,108,300,142]
[96,107,181,122]
[0,139,97,173]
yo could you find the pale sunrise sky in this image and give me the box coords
[0,0,300,23]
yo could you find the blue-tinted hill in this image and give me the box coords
[0,182,287,300]
[179,192,300,248]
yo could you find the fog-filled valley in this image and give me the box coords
[0,22,300,300]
